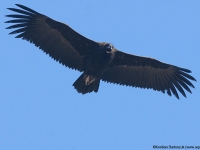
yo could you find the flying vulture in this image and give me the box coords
[5,4,196,99]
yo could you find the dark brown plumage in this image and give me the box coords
[5,4,196,99]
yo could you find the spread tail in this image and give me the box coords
[73,73,100,94]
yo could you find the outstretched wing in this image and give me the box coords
[5,4,99,71]
[101,50,196,99]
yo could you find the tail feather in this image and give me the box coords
[73,73,100,94]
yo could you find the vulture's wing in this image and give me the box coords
[101,50,196,99]
[5,4,99,71]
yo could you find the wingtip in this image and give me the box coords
[178,67,191,73]
[15,4,22,7]
[7,8,12,11]
[175,94,180,100]
[193,77,197,82]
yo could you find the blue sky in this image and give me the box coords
[1,0,199,149]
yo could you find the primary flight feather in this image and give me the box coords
[5,4,196,99]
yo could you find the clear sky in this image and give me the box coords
[1,0,200,150]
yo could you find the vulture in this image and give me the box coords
[5,4,196,99]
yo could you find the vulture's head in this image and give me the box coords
[100,43,114,53]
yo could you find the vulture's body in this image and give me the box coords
[5,4,196,99]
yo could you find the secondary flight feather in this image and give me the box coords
[5,4,196,99]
